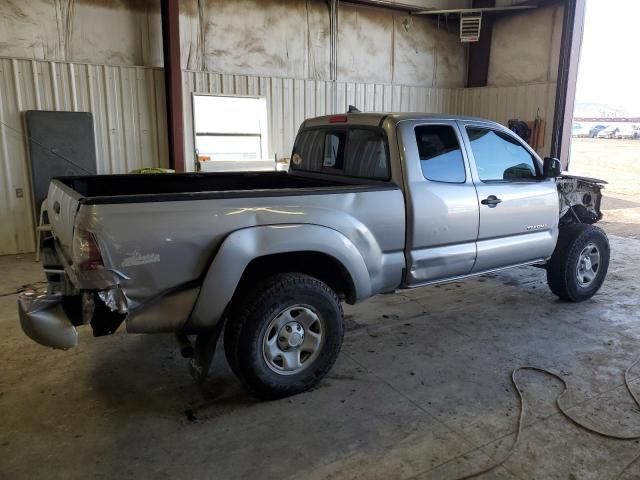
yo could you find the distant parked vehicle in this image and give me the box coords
[572,123,590,137]
[588,124,607,138]
[571,123,586,137]
[596,126,620,139]
[615,125,640,139]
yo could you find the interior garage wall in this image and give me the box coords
[178,1,561,165]
[181,73,556,169]
[177,0,467,168]
[459,4,564,158]
[178,0,467,85]
[451,82,557,156]
[0,1,163,67]
[488,5,564,86]
[0,0,470,79]
[0,57,168,255]
[182,72,463,168]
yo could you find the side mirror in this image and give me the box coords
[543,157,561,178]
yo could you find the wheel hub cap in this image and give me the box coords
[262,305,325,375]
[576,243,601,288]
[277,322,305,349]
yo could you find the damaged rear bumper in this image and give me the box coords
[18,292,78,350]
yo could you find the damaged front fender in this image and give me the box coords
[557,174,606,225]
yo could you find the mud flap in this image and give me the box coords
[188,323,224,384]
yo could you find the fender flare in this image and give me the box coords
[187,224,372,330]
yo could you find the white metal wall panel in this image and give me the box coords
[182,71,557,171]
[452,82,557,156]
[182,70,460,169]
[0,57,168,255]
[0,59,34,255]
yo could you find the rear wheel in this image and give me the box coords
[546,224,610,302]
[224,273,344,400]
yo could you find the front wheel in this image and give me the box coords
[546,224,610,302]
[224,273,344,400]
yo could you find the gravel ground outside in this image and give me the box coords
[569,138,640,239]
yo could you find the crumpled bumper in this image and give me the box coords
[18,291,78,349]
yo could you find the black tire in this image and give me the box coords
[546,223,610,302]
[224,273,344,400]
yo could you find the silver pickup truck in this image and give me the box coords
[19,113,608,399]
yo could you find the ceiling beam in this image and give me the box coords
[338,0,421,14]
[551,0,586,167]
[414,5,536,15]
[467,0,495,88]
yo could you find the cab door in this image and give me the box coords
[398,120,480,286]
[459,121,559,273]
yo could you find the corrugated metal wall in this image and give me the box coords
[0,58,557,255]
[182,70,464,169]
[450,82,558,156]
[0,57,169,255]
[182,72,557,169]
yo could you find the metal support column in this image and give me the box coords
[551,0,587,169]
[466,0,495,88]
[161,0,185,171]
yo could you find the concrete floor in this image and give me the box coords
[0,231,639,479]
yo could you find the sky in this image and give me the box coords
[575,0,640,114]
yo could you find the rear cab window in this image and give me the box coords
[291,127,390,180]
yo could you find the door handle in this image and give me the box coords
[481,195,502,207]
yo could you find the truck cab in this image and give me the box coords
[299,113,560,286]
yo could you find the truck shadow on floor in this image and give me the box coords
[86,332,258,420]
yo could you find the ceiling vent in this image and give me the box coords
[460,13,482,42]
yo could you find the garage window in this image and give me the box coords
[193,95,269,163]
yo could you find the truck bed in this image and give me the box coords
[56,171,389,204]
[46,169,404,307]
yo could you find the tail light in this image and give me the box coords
[73,228,104,271]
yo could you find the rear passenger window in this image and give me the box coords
[415,125,466,183]
[292,128,390,180]
[466,127,539,182]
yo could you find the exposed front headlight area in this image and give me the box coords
[557,176,605,225]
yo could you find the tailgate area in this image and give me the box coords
[47,179,82,261]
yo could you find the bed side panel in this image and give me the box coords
[80,188,405,331]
